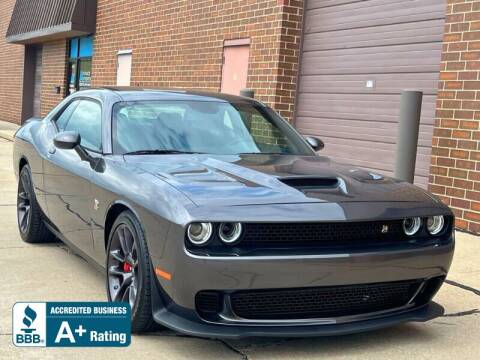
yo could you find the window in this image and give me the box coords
[68,36,93,95]
[64,100,102,152]
[112,100,312,156]
[55,100,80,131]
[116,50,132,86]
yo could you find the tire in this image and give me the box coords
[106,210,156,333]
[17,164,54,243]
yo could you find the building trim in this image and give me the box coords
[6,0,96,44]
[224,38,251,47]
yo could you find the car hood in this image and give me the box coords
[124,154,436,206]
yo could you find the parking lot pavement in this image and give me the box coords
[0,137,479,359]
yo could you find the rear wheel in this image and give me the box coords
[106,210,156,333]
[17,164,53,243]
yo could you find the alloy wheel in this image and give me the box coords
[107,224,139,310]
[17,170,32,234]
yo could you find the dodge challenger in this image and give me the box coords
[13,88,454,338]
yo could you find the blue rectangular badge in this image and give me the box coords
[13,302,131,347]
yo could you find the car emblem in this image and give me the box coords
[381,225,389,234]
[93,199,99,211]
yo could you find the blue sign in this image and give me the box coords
[13,302,131,347]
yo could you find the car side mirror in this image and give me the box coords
[53,131,80,150]
[305,136,324,151]
[53,131,102,170]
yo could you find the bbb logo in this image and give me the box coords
[13,303,46,347]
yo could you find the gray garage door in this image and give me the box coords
[295,0,446,187]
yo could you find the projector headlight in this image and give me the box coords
[219,222,242,244]
[427,216,445,235]
[187,223,213,245]
[403,217,421,236]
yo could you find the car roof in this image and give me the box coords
[76,87,264,105]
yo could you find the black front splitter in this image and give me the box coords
[152,302,444,339]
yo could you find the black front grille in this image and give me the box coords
[241,220,407,248]
[229,280,421,320]
[185,219,452,256]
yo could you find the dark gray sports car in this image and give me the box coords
[13,88,454,338]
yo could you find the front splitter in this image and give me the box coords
[152,302,444,339]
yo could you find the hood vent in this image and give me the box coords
[279,177,339,190]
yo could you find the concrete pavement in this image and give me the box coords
[0,120,17,142]
[0,136,479,359]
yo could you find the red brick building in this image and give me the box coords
[1,0,480,233]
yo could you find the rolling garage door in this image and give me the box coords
[295,0,446,187]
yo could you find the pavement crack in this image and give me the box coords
[445,279,480,297]
[432,321,456,326]
[0,246,31,249]
[442,309,480,317]
[218,340,249,360]
[144,332,249,359]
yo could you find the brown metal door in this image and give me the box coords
[295,0,446,187]
[221,44,250,96]
[33,46,42,117]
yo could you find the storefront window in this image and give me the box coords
[68,36,93,95]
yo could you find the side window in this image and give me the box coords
[64,100,102,151]
[55,101,79,131]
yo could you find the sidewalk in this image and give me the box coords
[0,119,19,141]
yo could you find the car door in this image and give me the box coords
[44,98,103,256]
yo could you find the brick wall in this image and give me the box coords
[0,0,24,124]
[92,0,303,121]
[40,40,68,117]
[430,0,480,233]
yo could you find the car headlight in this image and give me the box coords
[403,217,421,236]
[219,222,242,244]
[427,216,445,235]
[187,223,213,245]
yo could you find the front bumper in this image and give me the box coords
[151,301,444,339]
[148,224,454,338]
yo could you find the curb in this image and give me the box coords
[0,131,15,142]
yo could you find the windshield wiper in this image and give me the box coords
[123,149,203,155]
[238,152,286,155]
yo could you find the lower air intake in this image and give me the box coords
[229,280,422,320]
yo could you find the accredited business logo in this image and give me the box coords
[13,303,47,346]
[13,302,130,347]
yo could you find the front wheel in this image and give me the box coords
[106,210,156,333]
[17,164,54,243]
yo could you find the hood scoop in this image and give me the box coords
[279,176,340,191]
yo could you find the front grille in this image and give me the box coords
[240,220,407,248]
[229,280,421,320]
[185,218,453,256]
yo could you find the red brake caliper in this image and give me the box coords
[123,262,132,272]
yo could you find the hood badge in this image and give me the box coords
[381,225,389,234]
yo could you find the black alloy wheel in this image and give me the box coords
[17,165,53,243]
[17,169,31,234]
[106,210,156,332]
[107,224,139,309]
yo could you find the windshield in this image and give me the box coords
[112,100,314,156]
